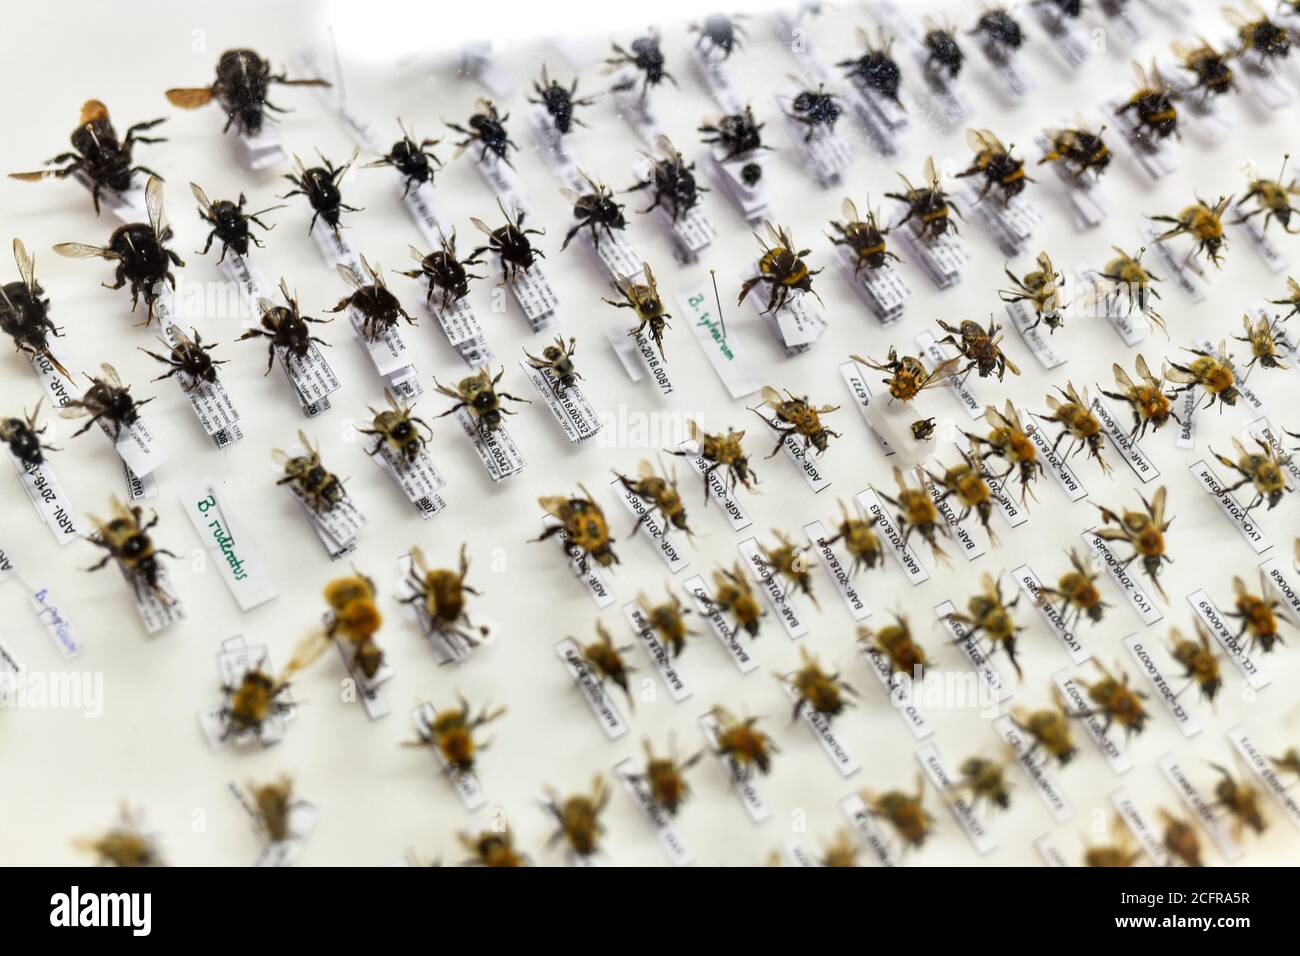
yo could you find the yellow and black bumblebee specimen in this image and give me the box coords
[59,363,151,440]
[1039,125,1111,181]
[1234,313,1289,370]
[955,754,1012,812]
[630,736,703,815]
[1042,382,1112,475]
[544,776,609,859]
[1083,816,1142,868]
[850,346,958,403]
[239,279,332,375]
[818,499,884,575]
[247,776,297,843]
[1093,485,1172,601]
[0,401,57,468]
[529,65,598,135]
[1000,251,1067,332]
[74,805,162,867]
[629,136,708,224]
[753,386,840,458]
[605,264,672,359]
[968,6,1024,52]
[636,588,695,658]
[756,529,819,608]
[140,325,226,390]
[785,82,842,141]
[1,239,68,377]
[190,182,283,262]
[829,197,901,277]
[837,27,904,108]
[607,31,678,99]
[433,366,528,433]
[1039,548,1109,626]
[359,387,432,464]
[1151,195,1232,267]
[1228,572,1288,654]
[922,18,964,79]
[780,647,856,722]
[862,776,934,852]
[84,496,178,600]
[471,200,545,282]
[957,129,1031,205]
[461,826,528,867]
[739,221,822,315]
[320,572,386,679]
[536,486,619,571]
[670,420,759,501]
[1011,691,1078,765]
[1226,0,1292,63]
[912,418,937,441]
[699,106,771,174]
[402,543,485,644]
[280,149,362,236]
[53,176,182,325]
[273,430,345,513]
[1159,808,1204,867]
[1172,37,1236,104]
[1167,622,1222,704]
[561,171,627,251]
[1118,61,1179,150]
[693,13,748,60]
[886,156,962,239]
[1210,763,1266,836]
[524,335,581,391]
[406,695,505,771]
[1212,436,1292,512]
[1270,747,1300,777]
[711,706,778,778]
[951,573,1025,679]
[816,830,861,867]
[576,622,636,709]
[447,99,519,167]
[327,256,415,342]
[880,466,952,564]
[712,564,765,637]
[400,231,485,314]
[165,48,329,136]
[926,448,1000,544]
[10,100,165,216]
[365,120,442,196]
[1164,342,1239,411]
[1271,275,1300,319]
[218,644,320,742]
[614,459,693,539]
[860,613,931,677]
[1101,354,1176,441]
[1099,245,1164,333]
[1072,660,1150,742]
[937,317,1020,381]
[966,401,1043,504]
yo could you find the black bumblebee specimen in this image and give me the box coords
[140,326,226,390]
[753,386,840,457]
[923,19,964,79]
[281,148,361,236]
[957,129,1030,205]
[327,256,414,342]
[1,239,68,377]
[274,430,345,513]
[1226,1,1292,63]
[738,221,822,315]
[607,32,678,99]
[669,420,758,502]
[1034,0,1083,16]
[433,366,529,432]
[401,233,485,314]
[887,156,962,239]
[360,387,432,465]
[524,335,581,391]
[536,487,620,572]
[829,197,900,277]
[937,317,1020,381]
[0,401,57,468]
[1119,62,1179,150]
[837,28,904,108]
[53,176,182,326]
[628,136,708,223]
[605,264,672,359]
[165,48,329,136]
[240,279,332,374]
[1039,125,1111,181]
[614,459,694,539]
[786,82,841,141]
[1236,155,1300,234]
[59,363,151,440]
[561,172,627,251]
[693,13,747,59]
[699,106,770,163]
[85,496,178,601]
[968,7,1024,53]
[528,65,597,135]
[448,99,519,168]
[190,182,283,262]
[1172,38,1236,104]
[9,100,165,216]
[365,120,442,197]
[1150,195,1232,267]
[471,200,545,281]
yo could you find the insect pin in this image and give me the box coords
[1092,485,1173,601]
[281,148,362,236]
[432,366,528,432]
[59,363,151,440]
[240,278,332,375]
[957,128,1031,205]
[447,99,519,167]
[1101,354,1176,441]
[535,486,619,572]
[190,182,283,262]
[1000,251,1066,332]
[405,695,505,772]
[887,156,962,239]
[528,65,598,135]
[139,325,226,390]
[165,48,328,135]
[605,263,671,360]
[365,119,441,196]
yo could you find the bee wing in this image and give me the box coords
[271,447,291,466]
[290,154,308,180]
[763,219,783,247]
[1231,436,1249,459]
[8,170,62,181]
[58,403,90,419]
[1222,6,1247,29]
[760,385,782,406]
[165,86,215,108]
[99,363,124,388]
[409,545,430,577]
[166,324,194,349]
[1036,250,1054,274]
[52,242,115,260]
[840,197,860,223]
[984,404,1011,431]
[189,181,214,212]
[144,176,166,238]
[1112,362,1137,392]
[1045,393,1062,412]
[1133,353,1156,385]
[924,357,961,385]
[1002,353,1021,377]
[642,261,656,288]
[13,239,36,293]
[470,217,493,237]
[653,133,676,159]
[923,155,939,185]
[1149,485,1167,526]
[637,459,656,480]
[538,495,569,519]
[338,145,361,180]
[336,262,364,291]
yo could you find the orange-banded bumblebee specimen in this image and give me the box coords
[1151,195,1232,267]
[818,829,862,867]
[359,388,432,465]
[1172,38,1236,103]
[1226,0,1292,63]
[829,198,901,277]
[405,695,506,771]
[1,239,69,378]
[859,613,931,677]
[1269,275,1300,320]
[0,401,57,468]
[165,48,329,137]
[1011,691,1078,765]
[629,736,703,816]
[544,776,609,859]
[240,279,332,375]
[1159,809,1204,867]
[1118,61,1179,150]
[670,420,759,502]
[1167,622,1222,704]
[60,363,153,441]
[85,496,178,601]
[636,589,695,657]
[1270,747,1300,777]
[1039,548,1109,626]
[447,99,520,168]
[886,156,962,239]
[1083,816,1142,867]
[1164,343,1239,411]
[955,754,1012,812]
[628,135,708,224]
[738,222,822,315]
[615,460,694,539]
[925,449,999,546]
[957,129,1031,205]
[74,805,162,867]
[880,466,952,564]
[712,563,765,637]
[140,325,226,390]
[1235,155,1299,234]
[536,486,619,573]
[1039,125,1111,181]
[1210,763,1266,836]
[219,666,291,741]
[561,171,627,251]
[1228,572,1288,654]
[1234,313,1289,370]
[836,27,904,107]
[1000,251,1067,333]
[779,647,856,722]
[1212,436,1292,512]
[327,256,415,342]
[189,182,284,263]
[1071,660,1150,742]
[950,573,1025,679]
[10,100,166,216]
[365,119,442,196]
[461,826,528,867]
[1093,485,1172,601]
[401,231,485,314]
[818,499,884,575]
[402,544,485,644]
[433,366,529,432]
[322,571,385,679]
[936,317,1020,382]
[710,706,778,779]
[576,621,635,709]
[524,335,581,392]
[966,401,1043,505]
[1042,382,1112,476]
[753,386,840,458]
[248,776,296,843]
[1101,354,1176,441]
[861,776,934,852]
[852,346,958,403]
[274,431,345,514]
[1099,245,1164,334]
[472,201,545,282]
[604,264,671,360]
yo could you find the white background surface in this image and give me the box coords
[1,0,1299,866]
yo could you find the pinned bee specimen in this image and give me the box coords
[607,32,678,100]
[738,222,822,315]
[604,265,671,360]
[560,172,627,251]
[84,496,178,602]
[636,589,696,658]
[925,448,1000,546]
[471,200,545,282]
[912,417,937,441]
[629,136,709,227]
[818,499,884,575]
[1,401,57,468]
[710,706,778,779]
[957,129,1031,206]
[1039,125,1111,181]
[693,13,747,60]
[1101,354,1175,441]
[59,363,151,440]
[615,460,693,540]
[837,27,904,109]
[936,317,1020,381]
[165,48,328,136]
[529,65,598,136]
[829,198,901,278]
[1041,382,1112,475]
[280,149,362,236]
[461,826,528,867]
[1118,61,1179,151]
[1172,38,1236,104]
[246,776,301,845]
[1039,548,1108,626]
[923,19,964,80]
[365,120,441,196]
[1098,245,1164,333]
[1150,194,1232,267]
[359,388,432,465]
[852,346,958,403]
[756,529,819,608]
[1083,815,1141,867]
[447,99,519,168]
[1212,436,1292,512]
[785,82,842,141]
[53,176,182,325]
[631,737,704,816]
[1270,747,1300,777]
[669,420,758,501]
[433,366,528,432]
[1228,573,1288,654]
[405,696,505,772]
[327,255,415,342]
[140,325,226,390]
[319,572,385,679]
[10,100,165,215]
[524,335,581,392]
[950,573,1025,679]
[779,647,855,722]
[544,776,609,860]
[1239,155,1300,236]
[968,6,1025,53]
[274,430,344,514]
[1235,313,1289,370]
[1167,622,1222,704]
[1071,660,1150,742]
[967,402,1043,504]
[1225,0,1292,64]
[189,182,283,266]
[74,805,162,867]
[815,830,860,868]
[1271,275,1300,319]
[1164,342,1239,411]
[861,777,934,853]
[712,564,764,637]
[1011,692,1078,765]
[752,386,840,459]
[859,614,931,677]
[1,239,67,377]
[886,156,962,239]
[1159,809,1204,867]
[699,106,772,168]
[536,486,619,573]
[1209,763,1266,837]
[1000,251,1066,332]
[402,544,487,647]
[1093,486,1172,600]
[217,641,324,743]
[239,279,332,375]
[955,754,1012,812]
[879,466,951,564]
[401,232,485,314]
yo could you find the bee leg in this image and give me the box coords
[84,553,113,572]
